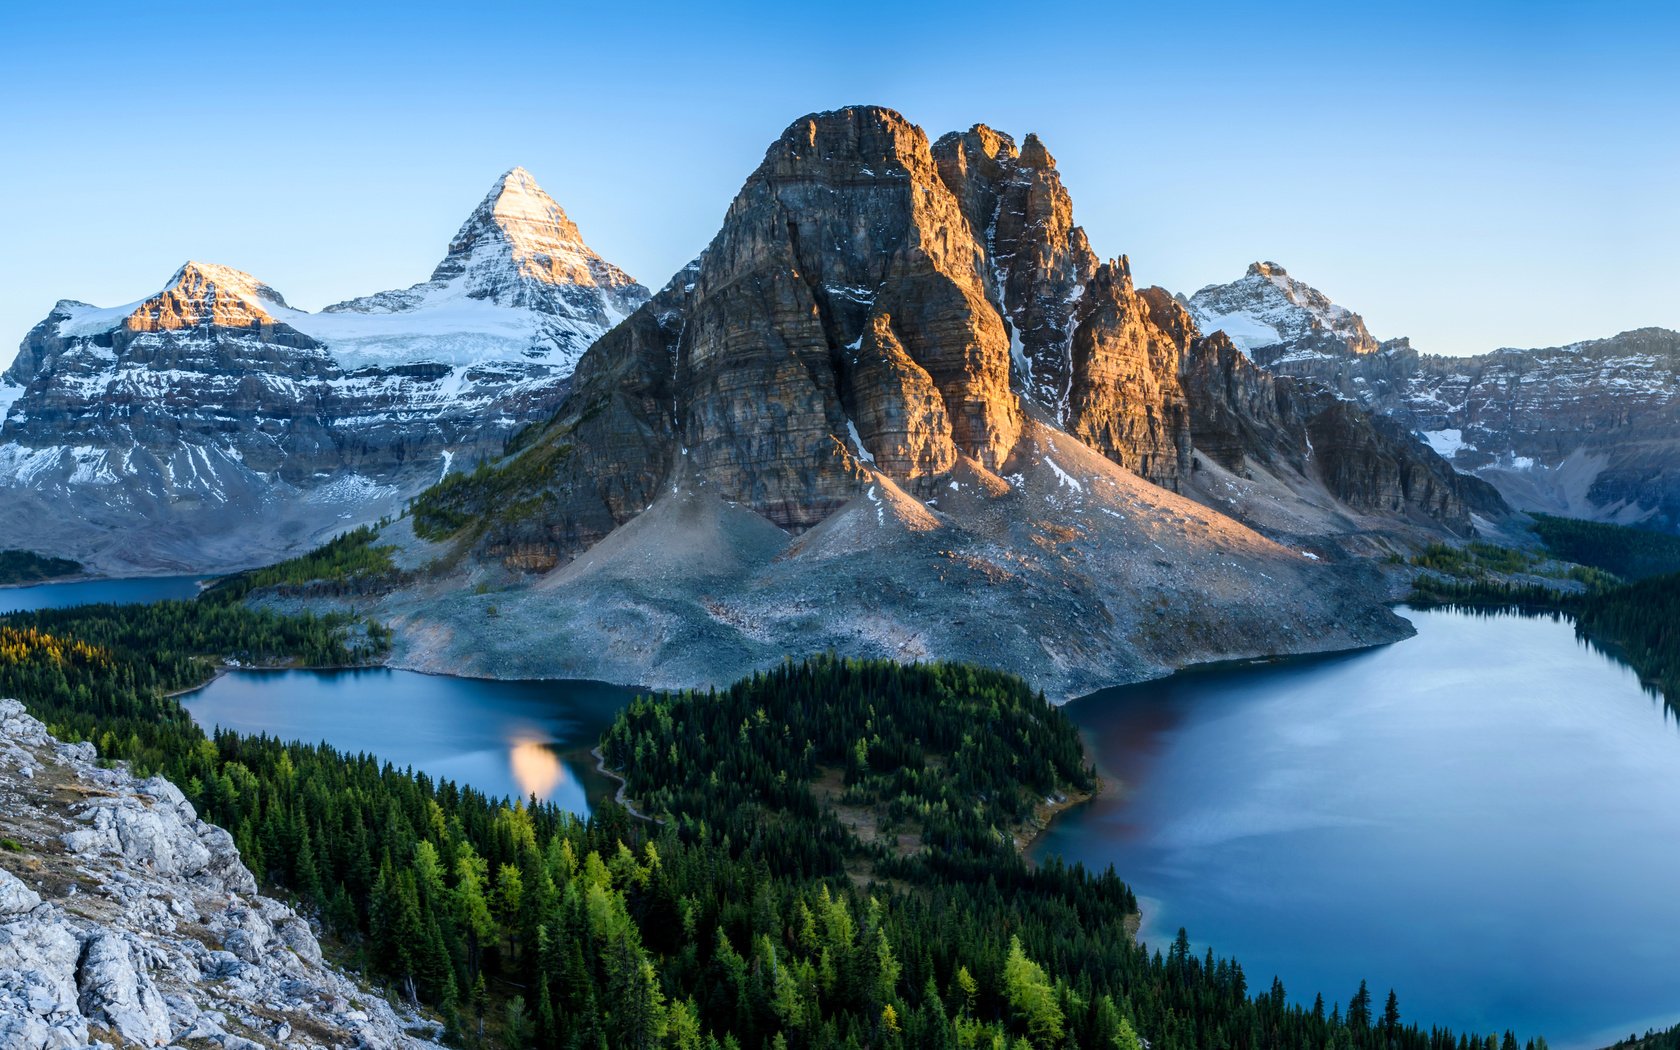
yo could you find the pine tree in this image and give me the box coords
[1349,980,1373,1030]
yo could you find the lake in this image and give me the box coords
[182,668,636,814]
[1034,606,1680,1049]
[0,575,207,613]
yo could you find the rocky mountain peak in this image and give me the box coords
[428,166,642,305]
[1187,262,1381,364]
[1018,132,1055,170]
[125,261,291,333]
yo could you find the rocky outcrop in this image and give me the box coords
[1065,264,1191,488]
[1182,330,1310,474]
[0,698,441,1049]
[1182,329,1502,532]
[0,169,649,573]
[1189,264,1680,529]
[933,126,1096,414]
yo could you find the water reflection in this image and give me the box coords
[183,668,634,815]
[510,740,566,800]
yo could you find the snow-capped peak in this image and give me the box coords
[428,166,644,305]
[165,260,289,309]
[41,261,296,340]
[320,167,650,367]
[1186,262,1380,362]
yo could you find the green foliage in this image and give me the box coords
[1576,572,1680,702]
[0,548,82,584]
[410,441,572,541]
[601,656,1095,883]
[1530,513,1680,581]
[1408,541,1612,589]
[202,525,401,603]
[1609,1025,1678,1050]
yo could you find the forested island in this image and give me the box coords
[0,592,1551,1049]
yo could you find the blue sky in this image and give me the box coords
[1,1,1675,365]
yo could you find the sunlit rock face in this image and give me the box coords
[0,169,649,572]
[933,124,1096,417]
[1189,265,1680,529]
[678,105,1021,523]
[454,106,1499,574]
[1066,263,1192,489]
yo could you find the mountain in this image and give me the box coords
[321,166,648,371]
[1185,261,1384,364]
[366,107,1500,699]
[0,170,649,573]
[1188,266,1680,529]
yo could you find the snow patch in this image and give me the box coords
[845,420,876,465]
[1190,310,1280,354]
[1421,429,1472,457]
[0,379,23,421]
[1044,457,1083,492]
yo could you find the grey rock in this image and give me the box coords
[1188,265,1680,530]
[76,931,172,1046]
[0,699,442,1048]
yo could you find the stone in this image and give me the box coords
[76,931,172,1046]
[0,700,442,1048]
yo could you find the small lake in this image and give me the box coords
[182,669,636,814]
[0,575,207,613]
[1035,606,1680,1049]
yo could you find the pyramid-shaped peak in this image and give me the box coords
[166,261,289,308]
[1018,132,1056,169]
[417,167,648,312]
[458,166,585,252]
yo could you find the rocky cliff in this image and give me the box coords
[1188,266,1680,529]
[0,170,648,574]
[375,107,1503,697]
[420,108,1488,572]
[0,699,440,1049]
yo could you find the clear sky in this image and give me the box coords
[2,0,1675,368]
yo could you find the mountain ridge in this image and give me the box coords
[0,168,649,573]
[1188,265,1680,530]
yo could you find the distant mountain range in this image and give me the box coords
[1187,262,1680,530]
[0,168,646,572]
